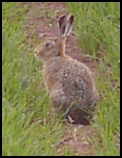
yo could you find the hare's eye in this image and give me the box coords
[45,42,51,47]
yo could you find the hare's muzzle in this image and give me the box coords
[34,53,38,59]
[34,49,39,59]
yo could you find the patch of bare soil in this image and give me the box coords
[56,123,96,156]
[23,2,97,156]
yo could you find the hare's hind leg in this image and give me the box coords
[50,89,67,110]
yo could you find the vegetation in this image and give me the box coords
[2,2,63,156]
[67,2,120,156]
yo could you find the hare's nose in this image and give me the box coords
[34,49,37,54]
[34,53,38,59]
[34,49,38,59]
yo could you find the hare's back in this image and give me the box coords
[58,58,94,87]
[46,57,94,88]
[58,58,96,106]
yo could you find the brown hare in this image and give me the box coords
[34,15,99,124]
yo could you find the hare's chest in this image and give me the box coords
[43,62,62,91]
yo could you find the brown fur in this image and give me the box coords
[34,15,99,124]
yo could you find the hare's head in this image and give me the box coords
[34,38,59,60]
[34,14,74,61]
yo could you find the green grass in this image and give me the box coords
[2,2,63,156]
[2,2,120,156]
[67,2,120,156]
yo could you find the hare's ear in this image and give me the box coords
[58,15,67,36]
[64,14,74,36]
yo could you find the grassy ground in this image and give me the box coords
[2,2,63,156]
[2,2,120,156]
[67,2,120,156]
